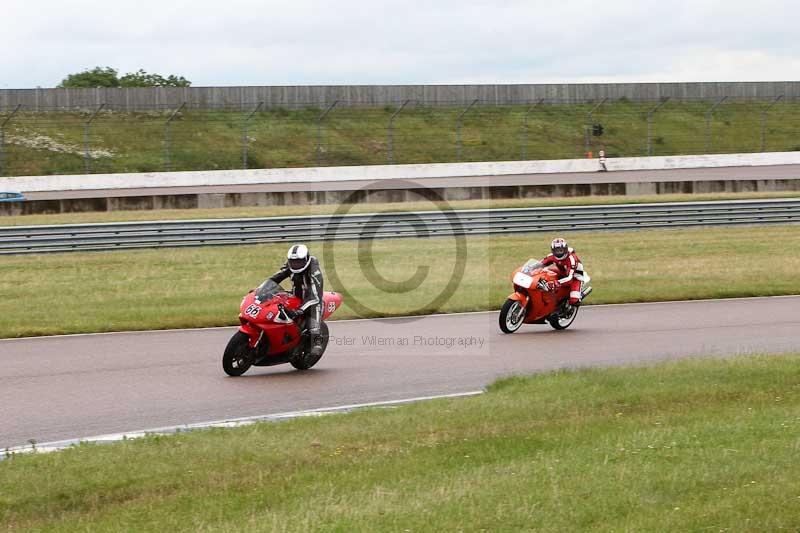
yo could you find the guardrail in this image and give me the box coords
[1,199,798,255]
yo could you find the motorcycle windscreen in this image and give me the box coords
[522,259,544,274]
[255,279,285,302]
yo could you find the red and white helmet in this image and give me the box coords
[550,238,569,260]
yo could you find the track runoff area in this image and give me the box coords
[2,295,800,455]
[2,158,800,453]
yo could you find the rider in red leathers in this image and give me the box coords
[541,238,587,308]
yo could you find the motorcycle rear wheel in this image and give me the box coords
[223,331,254,376]
[291,321,330,370]
[499,299,525,333]
[548,304,579,330]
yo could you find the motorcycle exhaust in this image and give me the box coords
[581,286,593,299]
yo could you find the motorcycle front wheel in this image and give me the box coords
[499,299,526,333]
[222,331,254,376]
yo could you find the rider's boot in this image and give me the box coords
[306,309,323,357]
[562,299,579,316]
[309,334,324,357]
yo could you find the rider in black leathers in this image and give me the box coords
[269,244,324,357]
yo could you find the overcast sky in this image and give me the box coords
[2,0,798,89]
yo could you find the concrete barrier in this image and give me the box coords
[2,177,799,217]
[4,151,800,194]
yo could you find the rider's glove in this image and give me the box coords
[548,281,559,292]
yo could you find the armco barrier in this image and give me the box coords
[1,199,798,255]
[4,151,800,194]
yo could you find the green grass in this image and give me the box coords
[1,191,798,227]
[3,354,800,531]
[0,224,798,338]
[3,100,800,177]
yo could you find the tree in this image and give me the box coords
[58,67,191,88]
[119,70,191,88]
[57,67,120,88]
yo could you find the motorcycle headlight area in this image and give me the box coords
[512,272,534,288]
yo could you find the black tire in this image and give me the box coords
[222,331,254,376]
[548,304,579,330]
[499,299,526,334]
[291,321,330,370]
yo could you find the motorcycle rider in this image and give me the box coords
[540,237,587,310]
[269,244,325,357]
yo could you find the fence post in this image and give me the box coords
[83,103,105,174]
[704,96,727,153]
[242,101,264,169]
[387,99,411,164]
[646,98,670,156]
[760,95,784,152]
[316,100,338,166]
[455,99,479,161]
[163,102,186,172]
[584,98,608,156]
[520,98,544,160]
[0,104,21,177]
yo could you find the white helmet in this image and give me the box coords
[550,237,569,260]
[287,244,311,273]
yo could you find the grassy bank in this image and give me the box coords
[0,224,798,338]
[1,191,798,227]
[3,100,800,177]
[2,355,800,530]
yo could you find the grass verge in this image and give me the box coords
[0,224,798,338]
[2,354,800,531]
[4,101,800,176]
[1,191,799,227]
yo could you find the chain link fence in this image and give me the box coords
[2,97,800,177]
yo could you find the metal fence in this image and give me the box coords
[2,97,800,177]
[3,82,800,109]
[2,199,798,255]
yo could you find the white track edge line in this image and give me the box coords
[2,294,798,342]
[0,390,484,460]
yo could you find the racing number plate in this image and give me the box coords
[244,303,260,318]
[512,271,534,289]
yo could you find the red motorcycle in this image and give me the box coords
[223,280,343,376]
[499,259,592,333]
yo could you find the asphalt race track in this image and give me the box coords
[1,296,799,449]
